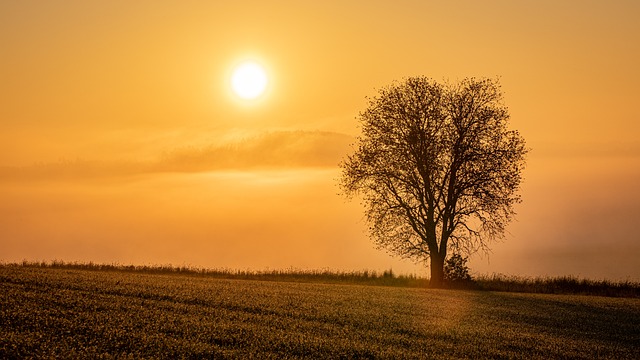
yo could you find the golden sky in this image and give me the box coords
[1,1,639,279]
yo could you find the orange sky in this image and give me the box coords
[1,1,639,279]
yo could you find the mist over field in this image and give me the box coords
[2,142,639,280]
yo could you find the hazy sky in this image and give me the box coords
[1,1,639,280]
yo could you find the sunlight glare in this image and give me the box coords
[231,61,268,100]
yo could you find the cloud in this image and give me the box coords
[0,131,354,180]
[156,130,353,171]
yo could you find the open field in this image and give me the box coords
[2,266,639,359]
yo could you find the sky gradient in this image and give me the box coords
[1,1,639,279]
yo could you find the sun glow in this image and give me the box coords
[231,61,268,99]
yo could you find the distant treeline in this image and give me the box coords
[4,260,639,298]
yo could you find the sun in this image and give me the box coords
[230,61,268,99]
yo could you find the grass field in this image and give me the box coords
[1,266,639,359]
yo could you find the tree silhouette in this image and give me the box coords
[340,77,527,287]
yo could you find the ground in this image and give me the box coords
[1,266,639,359]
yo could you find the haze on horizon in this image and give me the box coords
[1,1,639,280]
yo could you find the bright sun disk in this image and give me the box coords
[231,62,268,99]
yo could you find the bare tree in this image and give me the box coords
[340,77,527,287]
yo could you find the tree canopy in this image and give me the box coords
[340,77,527,287]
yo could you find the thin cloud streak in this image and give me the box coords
[0,131,353,180]
[158,130,352,171]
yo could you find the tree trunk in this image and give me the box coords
[429,253,445,288]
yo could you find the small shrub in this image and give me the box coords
[444,254,472,286]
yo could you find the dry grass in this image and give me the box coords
[8,260,430,287]
[473,273,640,298]
[1,265,639,359]
[7,260,639,297]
